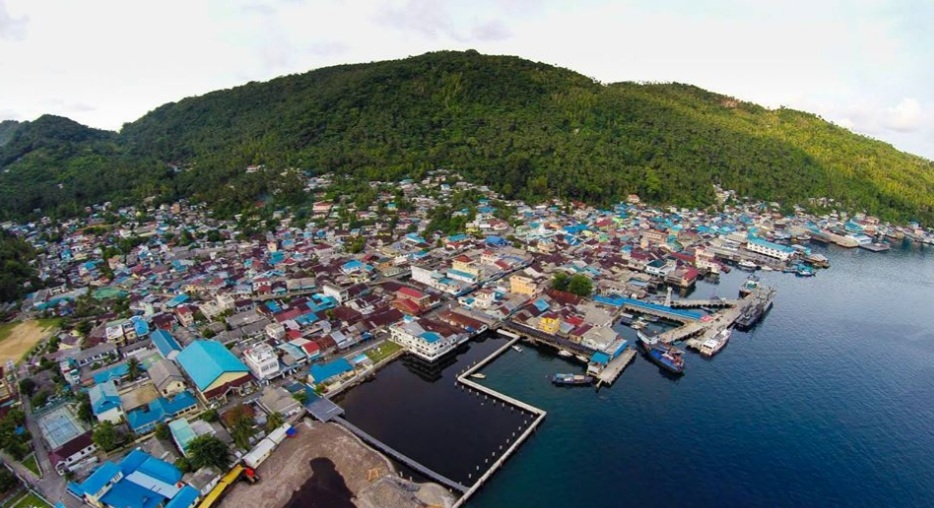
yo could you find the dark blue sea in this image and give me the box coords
[341,243,934,507]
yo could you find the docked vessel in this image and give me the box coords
[737,259,758,271]
[551,373,594,386]
[470,373,487,380]
[557,349,573,358]
[738,275,760,297]
[795,265,816,277]
[699,328,731,357]
[637,332,685,374]
[735,287,775,330]
[511,345,523,353]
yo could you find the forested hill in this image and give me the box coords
[2,50,933,222]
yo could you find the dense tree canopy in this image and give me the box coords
[0,230,40,303]
[1,51,932,223]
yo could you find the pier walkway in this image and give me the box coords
[669,298,738,309]
[501,321,595,356]
[659,294,751,344]
[455,337,547,507]
[333,416,469,493]
[596,349,637,386]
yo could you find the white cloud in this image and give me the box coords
[0,0,27,41]
[884,98,922,133]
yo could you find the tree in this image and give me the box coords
[187,435,230,471]
[552,272,570,292]
[126,357,142,382]
[155,422,171,441]
[0,468,18,493]
[17,378,36,397]
[201,409,219,423]
[92,421,121,451]
[567,274,593,297]
[223,404,256,450]
[265,412,285,433]
[76,392,93,423]
[76,319,93,336]
[30,391,50,408]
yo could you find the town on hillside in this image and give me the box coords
[0,169,927,508]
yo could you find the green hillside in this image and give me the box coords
[1,50,932,222]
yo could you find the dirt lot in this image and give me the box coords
[119,384,160,412]
[0,320,58,365]
[220,421,455,508]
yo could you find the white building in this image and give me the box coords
[322,283,349,304]
[389,319,468,362]
[746,238,796,262]
[243,343,281,381]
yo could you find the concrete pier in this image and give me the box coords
[596,349,637,386]
[453,337,547,507]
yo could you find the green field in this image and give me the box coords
[2,491,51,508]
[20,455,39,476]
[364,341,402,364]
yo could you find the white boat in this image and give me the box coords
[738,259,758,271]
[761,266,774,272]
[699,328,731,357]
[557,349,573,358]
[470,373,487,379]
[512,345,523,353]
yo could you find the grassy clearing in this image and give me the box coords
[0,319,61,344]
[20,455,40,476]
[8,491,50,508]
[364,341,402,364]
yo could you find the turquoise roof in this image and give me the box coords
[176,340,249,392]
[89,380,122,416]
[126,391,198,433]
[151,329,181,358]
[92,363,129,384]
[420,331,442,344]
[309,358,353,383]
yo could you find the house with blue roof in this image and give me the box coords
[151,329,182,361]
[308,358,354,385]
[68,448,200,508]
[176,340,252,402]
[89,380,124,424]
[88,363,130,386]
[126,391,198,434]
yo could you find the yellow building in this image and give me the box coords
[539,315,561,335]
[510,274,538,297]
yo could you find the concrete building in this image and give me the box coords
[746,237,796,261]
[389,319,468,362]
[88,380,124,424]
[509,274,538,296]
[243,343,281,381]
[149,359,187,397]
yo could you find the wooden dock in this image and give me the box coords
[596,349,637,386]
[454,337,547,507]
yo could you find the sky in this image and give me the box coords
[1,0,932,159]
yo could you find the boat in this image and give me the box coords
[737,259,758,271]
[738,275,760,297]
[637,331,685,374]
[735,287,775,330]
[511,345,523,353]
[551,373,594,386]
[795,265,816,277]
[699,328,731,357]
[557,349,573,358]
[470,373,487,380]
[761,265,774,272]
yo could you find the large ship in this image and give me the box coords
[699,328,731,357]
[735,287,775,330]
[637,332,685,374]
[551,373,595,386]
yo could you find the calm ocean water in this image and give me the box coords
[343,243,934,507]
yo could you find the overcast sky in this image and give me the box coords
[2,0,932,159]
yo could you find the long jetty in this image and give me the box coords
[454,336,548,507]
[333,416,469,493]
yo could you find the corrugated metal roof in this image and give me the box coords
[176,340,249,391]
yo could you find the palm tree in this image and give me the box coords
[126,357,141,381]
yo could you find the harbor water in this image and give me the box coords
[344,243,934,507]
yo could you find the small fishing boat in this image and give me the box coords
[470,373,486,380]
[512,345,523,353]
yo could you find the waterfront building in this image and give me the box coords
[243,343,281,381]
[389,318,469,362]
[176,340,252,402]
[747,237,796,261]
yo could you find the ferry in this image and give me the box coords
[551,373,594,386]
[699,328,731,357]
[470,373,487,380]
[637,331,685,374]
[738,275,760,297]
[737,259,758,271]
[511,345,523,353]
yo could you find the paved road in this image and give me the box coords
[15,398,83,508]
